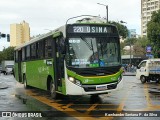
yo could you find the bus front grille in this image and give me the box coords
[82,83,117,92]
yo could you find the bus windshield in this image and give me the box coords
[66,37,121,68]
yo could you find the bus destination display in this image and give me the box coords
[67,25,115,34]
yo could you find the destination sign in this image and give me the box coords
[67,25,117,34]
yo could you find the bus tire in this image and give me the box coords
[140,76,146,84]
[50,81,57,99]
[23,75,29,89]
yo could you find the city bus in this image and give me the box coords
[14,16,123,99]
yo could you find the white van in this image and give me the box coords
[1,60,14,75]
[136,59,160,83]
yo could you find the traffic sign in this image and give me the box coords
[146,46,151,53]
[146,53,153,58]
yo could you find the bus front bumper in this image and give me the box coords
[65,77,123,95]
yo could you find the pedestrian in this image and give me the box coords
[131,64,134,72]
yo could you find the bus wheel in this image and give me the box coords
[50,81,57,99]
[140,76,146,84]
[24,75,29,89]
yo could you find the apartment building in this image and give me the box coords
[10,21,30,47]
[141,0,160,37]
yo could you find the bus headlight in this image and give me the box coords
[68,77,75,82]
[68,77,82,87]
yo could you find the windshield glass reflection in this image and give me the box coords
[66,37,120,68]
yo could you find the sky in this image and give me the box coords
[0,0,141,51]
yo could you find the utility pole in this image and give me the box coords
[97,3,108,23]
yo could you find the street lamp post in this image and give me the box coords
[97,3,108,23]
[120,21,131,64]
[129,40,132,64]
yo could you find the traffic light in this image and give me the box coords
[0,32,10,42]
[7,34,10,42]
[1,33,6,38]
[0,32,6,38]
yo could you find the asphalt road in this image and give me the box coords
[0,74,160,120]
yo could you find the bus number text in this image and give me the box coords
[73,26,83,33]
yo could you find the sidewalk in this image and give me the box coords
[123,72,136,76]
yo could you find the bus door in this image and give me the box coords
[53,36,65,91]
[18,50,22,82]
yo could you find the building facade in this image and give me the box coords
[141,0,160,37]
[10,21,30,47]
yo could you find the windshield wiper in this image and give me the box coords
[80,36,94,52]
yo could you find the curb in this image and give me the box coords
[123,72,136,76]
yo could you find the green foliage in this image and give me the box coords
[147,10,160,57]
[109,21,128,39]
[121,38,137,48]
[120,38,137,55]
[120,37,149,56]
[120,42,125,55]
[0,47,15,63]
[133,37,150,55]
[125,38,137,45]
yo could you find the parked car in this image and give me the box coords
[5,65,14,75]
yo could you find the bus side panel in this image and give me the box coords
[15,63,20,82]
[25,59,54,90]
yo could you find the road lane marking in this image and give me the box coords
[116,85,132,111]
[22,82,160,120]
[144,84,152,107]
[26,90,110,120]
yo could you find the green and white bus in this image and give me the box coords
[14,16,123,99]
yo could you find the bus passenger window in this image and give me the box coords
[31,43,36,59]
[26,45,30,60]
[37,41,44,59]
[45,39,52,58]
[22,48,25,61]
[15,51,18,62]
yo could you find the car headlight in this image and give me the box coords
[68,77,82,87]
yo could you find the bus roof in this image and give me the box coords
[15,25,66,50]
[15,22,117,50]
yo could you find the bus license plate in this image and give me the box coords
[96,85,107,90]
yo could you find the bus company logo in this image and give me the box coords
[84,79,94,83]
[84,79,89,83]
[111,77,116,81]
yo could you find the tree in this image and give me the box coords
[109,21,128,39]
[121,37,149,56]
[121,38,137,55]
[133,37,149,55]
[0,47,15,63]
[147,10,160,57]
